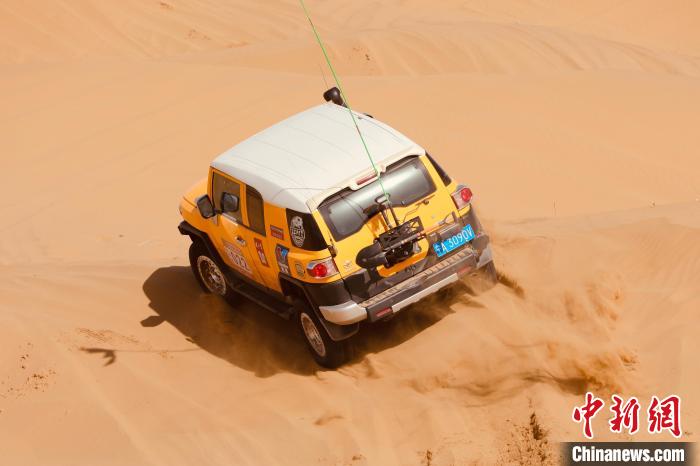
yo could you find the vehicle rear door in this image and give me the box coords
[319,155,451,279]
[238,185,280,291]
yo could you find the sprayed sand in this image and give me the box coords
[1,1,699,464]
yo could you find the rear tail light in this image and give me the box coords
[451,185,473,210]
[307,257,339,279]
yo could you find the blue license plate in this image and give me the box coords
[432,224,475,258]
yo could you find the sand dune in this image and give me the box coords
[1,1,699,465]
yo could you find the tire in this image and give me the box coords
[294,299,349,369]
[188,240,238,305]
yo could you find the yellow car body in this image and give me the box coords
[178,94,494,366]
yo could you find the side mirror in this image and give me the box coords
[221,192,239,214]
[196,194,215,219]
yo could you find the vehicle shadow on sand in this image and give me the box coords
[141,266,486,377]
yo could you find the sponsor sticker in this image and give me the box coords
[254,237,269,267]
[223,240,253,276]
[275,244,290,275]
[270,225,285,240]
[294,262,305,277]
[290,215,306,248]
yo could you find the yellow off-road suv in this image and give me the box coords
[178,89,496,367]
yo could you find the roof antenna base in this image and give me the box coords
[323,87,346,107]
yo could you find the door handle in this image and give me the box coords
[235,236,247,247]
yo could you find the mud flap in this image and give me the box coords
[293,296,360,342]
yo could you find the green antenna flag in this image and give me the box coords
[298,0,388,197]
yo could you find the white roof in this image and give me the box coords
[211,103,425,212]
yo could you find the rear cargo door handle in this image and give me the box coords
[235,236,246,247]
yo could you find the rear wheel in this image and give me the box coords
[189,241,238,304]
[294,299,349,368]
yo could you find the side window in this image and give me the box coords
[426,153,452,186]
[286,209,327,251]
[246,186,266,235]
[212,171,243,223]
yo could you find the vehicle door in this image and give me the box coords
[238,185,281,292]
[209,170,264,285]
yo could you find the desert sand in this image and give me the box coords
[1,1,699,465]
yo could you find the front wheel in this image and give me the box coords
[295,300,349,368]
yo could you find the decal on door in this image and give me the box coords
[290,216,306,248]
[275,244,290,275]
[254,238,269,267]
[223,240,253,276]
[270,225,285,240]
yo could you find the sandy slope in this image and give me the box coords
[1,1,699,465]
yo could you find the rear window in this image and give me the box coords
[319,156,435,241]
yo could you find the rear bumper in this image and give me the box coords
[319,240,492,325]
[317,301,367,325]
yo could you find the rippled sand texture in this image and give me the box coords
[1,1,699,464]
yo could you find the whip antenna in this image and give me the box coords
[298,0,389,201]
